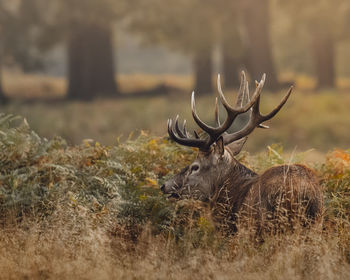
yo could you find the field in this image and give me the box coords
[0,74,350,279]
[1,73,350,155]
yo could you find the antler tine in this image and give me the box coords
[189,73,265,150]
[260,86,293,120]
[175,117,194,139]
[215,97,220,126]
[193,130,200,139]
[236,71,247,108]
[245,80,250,104]
[223,85,293,145]
[167,72,291,151]
[191,74,263,138]
[246,79,269,129]
[218,73,264,114]
[191,91,216,134]
[167,118,208,148]
[217,72,247,133]
[182,120,189,137]
[174,115,185,138]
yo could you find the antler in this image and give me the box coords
[167,71,293,151]
[222,85,293,145]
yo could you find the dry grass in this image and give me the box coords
[0,74,350,279]
[2,72,193,99]
[3,72,66,99]
[1,213,350,280]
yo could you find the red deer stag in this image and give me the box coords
[161,72,323,233]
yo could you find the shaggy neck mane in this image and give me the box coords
[210,161,258,227]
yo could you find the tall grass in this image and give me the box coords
[0,113,350,279]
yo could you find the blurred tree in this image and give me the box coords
[0,60,5,103]
[241,0,279,89]
[0,4,7,102]
[38,0,122,100]
[221,26,243,89]
[277,0,349,89]
[129,0,219,95]
[0,0,44,73]
[218,2,245,89]
[0,0,45,102]
[0,38,5,102]
[193,44,213,94]
[130,0,280,92]
[0,0,132,100]
[66,20,117,100]
[311,29,335,88]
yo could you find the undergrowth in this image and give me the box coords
[0,113,349,279]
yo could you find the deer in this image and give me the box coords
[161,72,323,234]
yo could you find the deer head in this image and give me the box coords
[161,72,293,202]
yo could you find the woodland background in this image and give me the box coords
[0,0,349,156]
[1,1,350,279]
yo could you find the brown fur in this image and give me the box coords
[161,146,324,234]
[211,162,323,233]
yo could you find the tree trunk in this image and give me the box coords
[221,19,244,89]
[222,32,242,89]
[243,0,279,90]
[0,70,6,104]
[223,53,241,89]
[311,29,335,89]
[0,52,7,104]
[193,46,213,95]
[67,21,118,100]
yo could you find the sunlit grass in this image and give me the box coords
[118,73,193,93]
[3,72,66,99]
[1,72,350,161]
[0,114,349,279]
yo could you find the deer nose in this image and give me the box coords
[160,184,165,192]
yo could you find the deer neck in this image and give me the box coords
[210,161,258,221]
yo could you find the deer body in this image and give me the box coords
[161,72,323,232]
[163,145,323,232]
[216,163,322,232]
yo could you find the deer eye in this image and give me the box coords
[190,163,200,173]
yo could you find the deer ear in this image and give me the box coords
[215,136,225,156]
[227,137,247,156]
